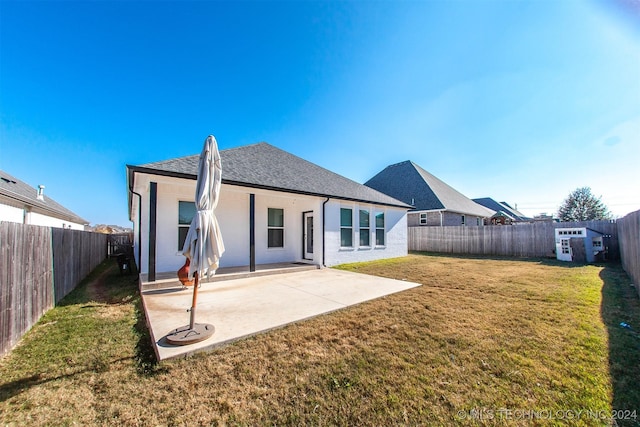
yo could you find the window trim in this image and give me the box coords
[359,208,370,247]
[375,211,385,246]
[419,212,427,225]
[178,200,196,251]
[340,207,353,248]
[267,207,285,249]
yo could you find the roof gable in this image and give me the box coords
[132,143,410,208]
[473,197,530,221]
[0,170,88,224]
[365,161,494,217]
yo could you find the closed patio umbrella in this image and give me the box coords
[167,135,225,345]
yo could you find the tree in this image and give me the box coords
[557,187,611,221]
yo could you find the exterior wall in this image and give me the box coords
[0,203,24,223]
[131,172,410,274]
[29,212,85,230]
[0,202,84,230]
[409,211,484,227]
[132,173,324,274]
[324,200,407,267]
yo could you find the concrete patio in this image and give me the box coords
[141,268,421,361]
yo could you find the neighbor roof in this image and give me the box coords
[364,161,494,217]
[0,170,88,225]
[472,197,531,221]
[127,142,411,208]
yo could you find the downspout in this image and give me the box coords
[322,197,330,267]
[128,180,142,276]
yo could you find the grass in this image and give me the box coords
[1,253,639,426]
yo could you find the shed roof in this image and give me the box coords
[364,161,494,217]
[128,142,410,209]
[0,170,88,225]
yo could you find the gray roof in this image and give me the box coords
[129,143,410,208]
[472,197,531,221]
[364,161,494,217]
[0,170,88,225]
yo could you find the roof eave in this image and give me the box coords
[127,165,412,209]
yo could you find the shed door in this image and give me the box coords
[557,238,572,261]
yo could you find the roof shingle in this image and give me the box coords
[365,161,494,217]
[132,143,410,208]
[0,170,88,225]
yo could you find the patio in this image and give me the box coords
[141,267,421,361]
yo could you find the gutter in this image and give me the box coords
[322,197,330,267]
[126,165,411,210]
[128,169,142,274]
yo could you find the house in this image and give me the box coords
[127,142,411,281]
[364,161,494,227]
[472,197,531,224]
[555,227,605,263]
[0,170,88,230]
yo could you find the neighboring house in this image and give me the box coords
[126,143,411,280]
[364,161,494,227]
[0,170,88,230]
[472,197,531,223]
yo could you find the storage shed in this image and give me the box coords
[555,227,605,263]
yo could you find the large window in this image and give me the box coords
[268,208,284,248]
[340,208,353,247]
[359,209,370,246]
[178,201,196,250]
[375,212,385,246]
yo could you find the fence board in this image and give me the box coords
[408,220,619,260]
[618,210,640,297]
[0,222,54,357]
[1,223,107,357]
[51,228,108,303]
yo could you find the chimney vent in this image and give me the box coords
[37,185,45,201]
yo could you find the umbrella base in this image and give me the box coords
[166,323,215,346]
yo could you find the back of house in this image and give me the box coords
[127,142,411,283]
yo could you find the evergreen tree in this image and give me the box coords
[557,187,611,221]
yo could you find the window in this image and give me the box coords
[178,201,196,250]
[340,208,353,247]
[268,208,284,248]
[375,212,385,246]
[461,215,466,225]
[420,213,427,225]
[561,239,570,254]
[476,217,481,226]
[359,209,370,246]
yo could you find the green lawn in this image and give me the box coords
[1,253,638,426]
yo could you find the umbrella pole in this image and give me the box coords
[189,271,199,330]
[166,269,214,346]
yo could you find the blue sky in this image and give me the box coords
[1,0,639,226]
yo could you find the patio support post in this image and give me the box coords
[148,181,157,282]
[249,193,255,272]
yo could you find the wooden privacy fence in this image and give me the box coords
[617,210,640,296]
[409,220,619,260]
[52,228,109,303]
[0,222,107,357]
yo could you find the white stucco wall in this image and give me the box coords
[0,202,84,229]
[29,212,85,230]
[132,173,324,274]
[323,200,408,267]
[0,203,24,223]
[131,172,409,275]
